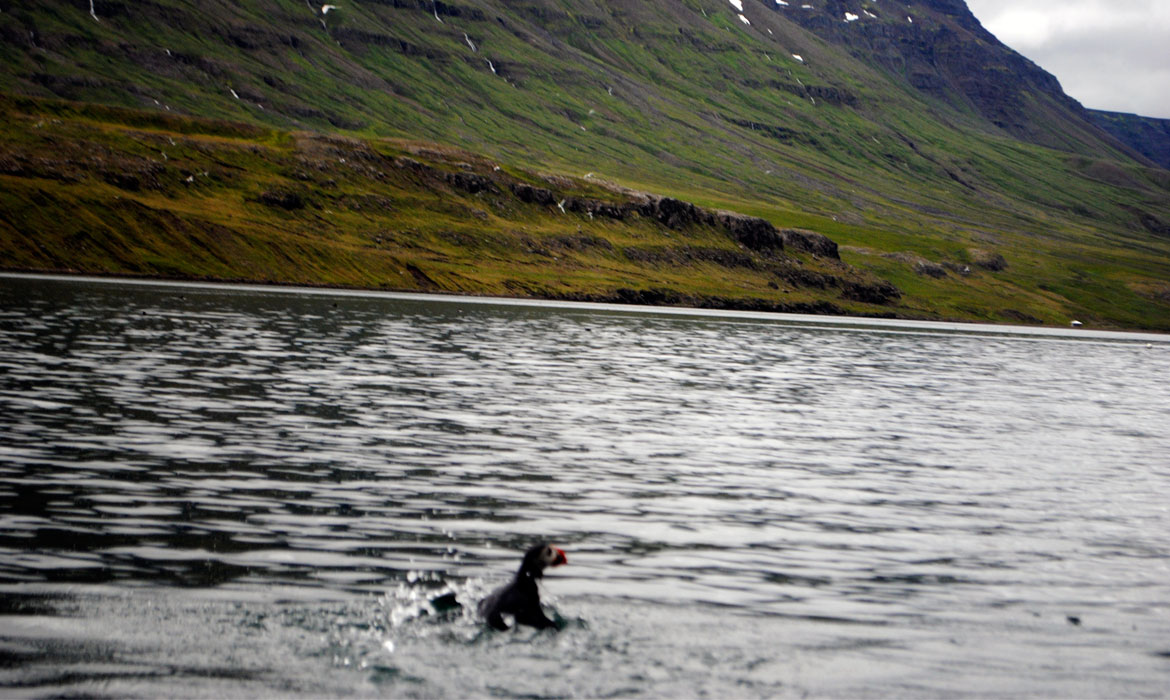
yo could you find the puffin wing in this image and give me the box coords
[477,583,512,630]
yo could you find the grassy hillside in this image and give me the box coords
[1088,110,1170,171]
[1,0,1169,329]
[0,95,904,314]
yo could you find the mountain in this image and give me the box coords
[1087,110,1170,172]
[1,0,1169,329]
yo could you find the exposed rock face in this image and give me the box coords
[780,228,839,259]
[842,280,901,304]
[915,260,948,278]
[774,0,1121,157]
[1087,110,1170,170]
[556,193,796,259]
[719,213,786,255]
[969,249,1007,271]
[510,182,557,205]
[307,140,896,306]
[563,197,627,220]
[639,196,714,230]
[623,197,791,257]
[447,171,497,194]
[257,188,307,210]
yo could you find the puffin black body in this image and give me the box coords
[477,542,567,631]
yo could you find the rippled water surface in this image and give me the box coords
[2,274,1170,697]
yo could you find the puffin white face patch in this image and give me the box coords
[541,546,557,567]
[538,545,567,569]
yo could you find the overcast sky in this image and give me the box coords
[964,0,1170,119]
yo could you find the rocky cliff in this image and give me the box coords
[774,0,1136,159]
[1087,110,1170,170]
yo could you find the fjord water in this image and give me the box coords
[2,274,1169,698]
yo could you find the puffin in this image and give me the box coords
[477,542,568,631]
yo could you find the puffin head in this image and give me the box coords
[520,542,568,577]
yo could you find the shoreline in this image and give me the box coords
[4,97,1167,333]
[6,270,1168,342]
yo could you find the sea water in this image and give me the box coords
[1,274,1169,697]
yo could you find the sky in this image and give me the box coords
[964,0,1170,119]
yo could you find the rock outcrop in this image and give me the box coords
[1086,110,1170,170]
[780,228,839,259]
[775,0,1125,158]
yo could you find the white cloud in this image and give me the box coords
[976,8,1051,48]
[966,0,1170,118]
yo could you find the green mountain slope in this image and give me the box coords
[1088,110,1170,171]
[2,0,1169,328]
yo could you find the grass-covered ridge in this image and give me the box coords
[1,0,1169,328]
[0,95,902,316]
[3,95,1168,329]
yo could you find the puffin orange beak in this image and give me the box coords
[552,547,567,567]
